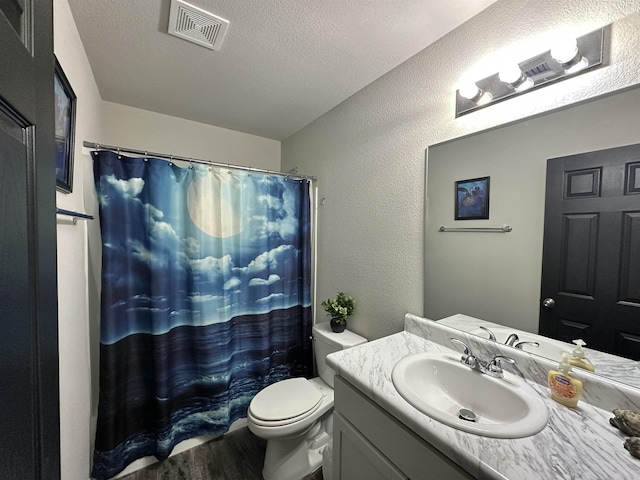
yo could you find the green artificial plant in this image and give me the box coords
[321,291,355,324]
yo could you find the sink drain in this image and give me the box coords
[458,408,477,422]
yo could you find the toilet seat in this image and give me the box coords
[249,378,323,427]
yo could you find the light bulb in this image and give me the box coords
[476,91,493,105]
[551,36,589,73]
[565,56,589,74]
[499,64,523,84]
[551,37,579,64]
[459,82,481,101]
[499,64,534,92]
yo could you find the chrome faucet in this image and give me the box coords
[449,338,516,379]
[504,333,519,347]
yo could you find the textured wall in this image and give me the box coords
[54,0,103,478]
[282,1,640,341]
[98,101,281,171]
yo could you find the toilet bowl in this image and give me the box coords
[247,322,366,480]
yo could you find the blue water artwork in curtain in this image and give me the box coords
[91,151,313,479]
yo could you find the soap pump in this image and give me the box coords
[548,352,583,408]
[569,339,595,372]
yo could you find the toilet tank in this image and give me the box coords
[312,322,367,388]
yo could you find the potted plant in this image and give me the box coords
[321,291,355,333]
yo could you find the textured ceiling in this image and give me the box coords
[67,0,497,140]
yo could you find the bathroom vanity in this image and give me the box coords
[333,376,472,479]
[327,314,640,480]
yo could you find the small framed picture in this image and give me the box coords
[54,57,76,193]
[455,176,490,220]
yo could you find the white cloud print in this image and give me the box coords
[248,274,280,286]
[223,277,242,290]
[189,254,234,280]
[255,293,285,305]
[105,174,145,197]
[245,245,294,275]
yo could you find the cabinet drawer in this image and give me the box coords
[334,376,474,480]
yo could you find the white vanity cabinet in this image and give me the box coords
[332,376,474,480]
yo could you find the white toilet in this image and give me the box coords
[247,321,367,480]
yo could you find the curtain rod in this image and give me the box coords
[83,141,317,181]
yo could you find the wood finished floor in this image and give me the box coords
[120,426,324,480]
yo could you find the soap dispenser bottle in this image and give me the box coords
[568,339,595,372]
[548,352,583,408]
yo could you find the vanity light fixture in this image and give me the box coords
[455,26,606,117]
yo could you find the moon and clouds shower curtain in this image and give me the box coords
[91,151,313,479]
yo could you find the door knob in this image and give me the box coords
[542,298,556,309]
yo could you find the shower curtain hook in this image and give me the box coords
[169,154,174,166]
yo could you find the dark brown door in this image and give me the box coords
[0,1,60,478]
[540,143,640,360]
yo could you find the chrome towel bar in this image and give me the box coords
[57,208,94,224]
[439,225,512,233]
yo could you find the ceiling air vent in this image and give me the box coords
[168,0,230,51]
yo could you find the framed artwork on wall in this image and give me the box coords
[455,176,490,220]
[54,57,76,193]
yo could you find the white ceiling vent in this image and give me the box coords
[168,0,230,51]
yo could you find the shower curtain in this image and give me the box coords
[91,151,313,479]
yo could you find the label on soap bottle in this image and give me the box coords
[549,374,576,398]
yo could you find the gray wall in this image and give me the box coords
[282,1,640,341]
[425,86,640,332]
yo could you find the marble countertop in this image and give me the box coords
[326,314,640,480]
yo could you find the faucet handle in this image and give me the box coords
[450,337,471,354]
[449,338,477,367]
[486,355,516,378]
[479,326,496,341]
[514,341,540,350]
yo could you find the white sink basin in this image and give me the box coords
[391,352,548,438]
[470,326,572,362]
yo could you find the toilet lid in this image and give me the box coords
[250,378,323,422]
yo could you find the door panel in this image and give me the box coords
[0,0,26,39]
[625,162,640,193]
[0,109,36,477]
[540,143,640,360]
[0,0,60,478]
[560,213,597,296]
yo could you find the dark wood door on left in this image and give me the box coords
[540,143,640,360]
[0,1,60,478]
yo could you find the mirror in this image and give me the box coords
[424,84,640,388]
[436,313,640,390]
